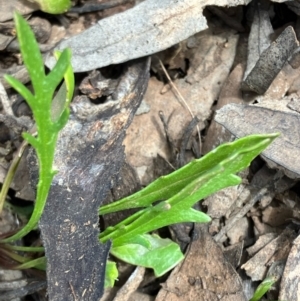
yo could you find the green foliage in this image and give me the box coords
[249,276,276,301]
[111,234,184,277]
[16,257,47,270]
[105,261,118,288]
[31,0,71,14]
[0,10,280,294]
[1,12,74,243]
[101,133,278,281]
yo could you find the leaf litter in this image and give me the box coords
[1,0,300,300]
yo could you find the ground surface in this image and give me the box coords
[1,1,300,300]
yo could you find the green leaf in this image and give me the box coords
[51,50,74,122]
[16,256,46,270]
[1,13,73,243]
[13,12,45,96]
[100,133,279,216]
[111,234,184,277]
[4,245,44,253]
[31,0,71,14]
[105,261,118,288]
[249,276,276,301]
[4,75,34,105]
[100,133,278,246]
[54,50,74,104]
[119,234,152,249]
[47,49,72,99]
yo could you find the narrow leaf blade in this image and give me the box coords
[16,256,46,270]
[100,133,278,215]
[4,75,34,106]
[250,276,276,301]
[51,50,74,122]
[47,49,71,93]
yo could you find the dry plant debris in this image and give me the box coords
[215,102,300,179]
[1,0,300,300]
[156,224,247,301]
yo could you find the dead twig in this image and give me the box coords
[159,59,201,155]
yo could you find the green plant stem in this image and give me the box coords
[0,13,73,243]
[16,256,46,270]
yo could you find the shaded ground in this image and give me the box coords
[1,0,300,300]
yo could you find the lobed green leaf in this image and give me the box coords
[1,13,73,243]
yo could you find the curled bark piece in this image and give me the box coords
[242,26,299,94]
[36,58,150,301]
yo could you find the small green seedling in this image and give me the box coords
[2,132,278,287]
[0,11,280,294]
[1,12,74,243]
[100,132,279,285]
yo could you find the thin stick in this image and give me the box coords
[159,60,201,154]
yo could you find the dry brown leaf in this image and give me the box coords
[155,224,247,301]
[215,103,300,178]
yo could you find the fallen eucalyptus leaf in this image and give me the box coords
[45,0,256,72]
[215,103,300,178]
[244,1,273,80]
[156,224,247,301]
[36,58,150,301]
